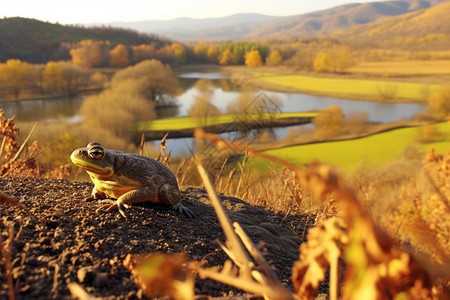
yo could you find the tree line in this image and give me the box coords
[0,37,360,99]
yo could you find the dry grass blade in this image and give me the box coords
[0,224,15,300]
[11,121,38,162]
[156,132,171,166]
[195,161,294,300]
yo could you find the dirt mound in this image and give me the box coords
[0,177,313,299]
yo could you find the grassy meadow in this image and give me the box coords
[252,71,442,102]
[252,122,450,173]
[137,111,318,131]
[349,59,450,76]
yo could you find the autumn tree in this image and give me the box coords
[131,44,157,63]
[171,43,186,65]
[332,45,355,73]
[314,46,355,73]
[287,48,315,72]
[245,50,263,68]
[156,45,175,64]
[426,86,450,120]
[313,105,345,139]
[219,48,234,65]
[43,61,89,95]
[111,59,178,105]
[57,61,89,94]
[70,40,108,68]
[193,42,209,62]
[28,64,45,95]
[0,59,31,98]
[313,52,333,73]
[81,79,156,140]
[43,61,64,94]
[206,45,220,63]
[265,50,283,66]
[109,44,129,67]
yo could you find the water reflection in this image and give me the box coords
[1,96,84,122]
[1,72,427,157]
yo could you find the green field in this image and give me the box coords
[254,123,450,173]
[137,111,318,132]
[253,72,442,102]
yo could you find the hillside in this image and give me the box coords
[250,0,447,38]
[330,1,450,49]
[0,18,169,63]
[109,0,447,40]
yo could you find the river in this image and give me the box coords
[0,71,426,156]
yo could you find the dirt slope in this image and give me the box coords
[0,177,313,299]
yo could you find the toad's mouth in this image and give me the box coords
[71,156,114,177]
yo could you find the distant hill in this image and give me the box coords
[109,13,281,41]
[0,17,169,63]
[109,0,447,40]
[330,1,450,49]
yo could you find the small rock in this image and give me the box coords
[77,266,96,284]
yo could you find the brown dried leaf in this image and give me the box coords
[123,253,194,300]
[292,217,348,300]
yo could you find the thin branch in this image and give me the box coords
[11,121,38,162]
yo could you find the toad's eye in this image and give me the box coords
[88,147,105,160]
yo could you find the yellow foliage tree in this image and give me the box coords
[313,105,345,138]
[219,49,234,65]
[171,43,186,65]
[314,46,355,73]
[131,44,157,63]
[245,50,263,68]
[70,40,107,68]
[109,44,129,67]
[313,52,333,73]
[111,59,178,103]
[265,50,283,66]
[81,79,156,139]
[193,42,209,61]
[0,59,31,98]
[426,86,450,120]
[206,45,220,63]
[43,61,64,94]
[43,61,88,95]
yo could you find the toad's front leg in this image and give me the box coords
[101,185,159,219]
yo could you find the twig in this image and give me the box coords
[0,135,6,160]
[195,161,294,300]
[11,121,38,162]
[196,162,253,271]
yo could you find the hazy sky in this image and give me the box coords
[1,0,385,24]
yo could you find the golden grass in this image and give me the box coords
[253,72,441,101]
[137,111,318,132]
[349,60,450,76]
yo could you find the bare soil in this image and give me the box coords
[0,177,314,299]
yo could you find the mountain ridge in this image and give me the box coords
[105,0,448,40]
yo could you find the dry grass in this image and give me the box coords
[349,60,450,76]
[189,128,450,299]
